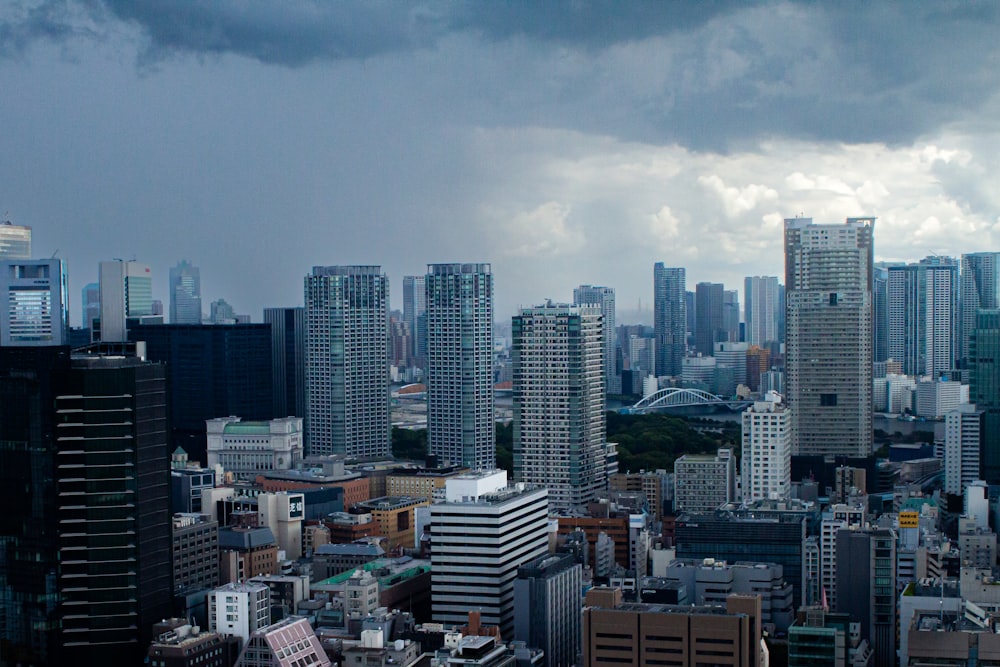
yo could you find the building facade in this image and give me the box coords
[695,282,725,356]
[429,471,549,639]
[961,252,1000,366]
[887,257,958,376]
[741,395,791,503]
[574,284,617,393]
[945,404,985,495]
[425,263,495,470]
[784,217,874,457]
[0,258,69,346]
[513,303,607,511]
[304,266,390,458]
[674,449,736,512]
[745,276,780,347]
[971,310,1000,485]
[99,259,153,342]
[513,554,583,667]
[262,307,305,421]
[169,260,202,324]
[206,417,304,481]
[0,220,31,259]
[653,264,686,377]
[402,275,427,365]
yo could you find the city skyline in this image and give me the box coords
[4,4,1000,325]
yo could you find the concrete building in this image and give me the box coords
[218,527,279,583]
[429,470,549,638]
[208,582,271,646]
[741,394,791,502]
[355,496,430,551]
[0,259,69,346]
[169,259,201,325]
[887,257,959,376]
[681,355,716,391]
[172,513,220,594]
[653,264,686,377]
[610,470,667,522]
[873,373,916,414]
[674,448,736,512]
[402,275,427,365]
[583,595,764,667]
[99,259,153,342]
[512,303,607,511]
[960,252,1000,366]
[313,542,386,579]
[946,404,985,495]
[914,377,967,419]
[262,306,306,421]
[513,553,582,667]
[820,504,865,612]
[386,465,470,500]
[256,492,305,560]
[745,276,780,346]
[206,416,304,482]
[305,265,390,458]
[714,341,748,390]
[835,527,896,666]
[574,284,618,393]
[426,263,495,470]
[147,621,240,667]
[234,616,330,667]
[785,217,874,457]
[0,219,31,259]
[247,573,310,621]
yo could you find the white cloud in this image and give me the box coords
[496,201,585,258]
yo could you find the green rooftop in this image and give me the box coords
[223,422,272,435]
[313,559,431,588]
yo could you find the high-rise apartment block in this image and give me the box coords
[674,448,736,512]
[887,257,958,376]
[99,259,153,342]
[835,527,896,667]
[513,303,607,511]
[429,470,548,639]
[263,307,306,419]
[0,220,31,259]
[402,275,426,365]
[695,282,725,356]
[723,288,740,344]
[425,263,494,470]
[741,394,791,503]
[0,258,69,346]
[784,217,874,457]
[971,310,1000,485]
[169,259,202,324]
[304,266,390,458]
[654,264,686,377]
[574,284,617,391]
[944,404,985,495]
[744,276,780,346]
[961,252,1000,366]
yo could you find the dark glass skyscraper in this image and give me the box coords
[263,307,306,420]
[971,309,1000,484]
[653,264,686,377]
[694,282,725,356]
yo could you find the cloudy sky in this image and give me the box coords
[3,1,1000,326]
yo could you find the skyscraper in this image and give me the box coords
[81,282,100,330]
[513,554,583,667]
[785,217,874,458]
[402,275,426,365]
[960,252,1000,367]
[971,310,1000,485]
[263,307,306,420]
[653,264,686,377]
[169,259,202,324]
[723,288,740,344]
[304,266,390,458]
[887,257,958,376]
[0,259,69,346]
[873,264,890,363]
[513,303,606,511]
[744,276,780,346]
[0,220,31,259]
[98,259,153,342]
[425,263,494,470]
[695,282,725,356]
[573,284,617,392]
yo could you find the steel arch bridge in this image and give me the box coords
[627,387,752,412]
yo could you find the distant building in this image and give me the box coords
[914,378,966,418]
[206,416,303,482]
[887,258,959,376]
[0,258,69,346]
[0,219,31,259]
[354,496,430,551]
[172,513,220,594]
[402,275,427,365]
[945,404,985,495]
[262,307,306,420]
[574,284,618,392]
[81,281,100,330]
[169,260,202,324]
[960,252,1000,366]
[218,527,279,583]
[741,395,791,502]
[971,310,1000,484]
[745,276,780,346]
[305,265,390,458]
[653,264,686,377]
[99,259,153,342]
[695,282,725,356]
[426,263,495,470]
[513,553,583,667]
[674,448,736,512]
[147,621,240,667]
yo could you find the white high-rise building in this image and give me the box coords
[945,404,985,495]
[304,266,390,458]
[99,259,153,342]
[429,470,548,639]
[0,259,69,346]
[887,258,958,376]
[673,448,736,512]
[960,252,1000,366]
[402,275,427,364]
[425,263,494,470]
[574,285,617,392]
[0,220,31,259]
[169,259,202,324]
[744,276,780,346]
[785,217,874,457]
[208,582,270,645]
[513,303,606,511]
[741,393,791,502]
[820,504,865,611]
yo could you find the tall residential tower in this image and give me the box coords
[573,284,617,392]
[304,266,389,458]
[744,276,780,346]
[785,217,874,457]
[653,264,686,377]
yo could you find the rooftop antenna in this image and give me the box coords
[50,249,59,258]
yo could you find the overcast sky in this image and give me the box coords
[4,1,1000,326]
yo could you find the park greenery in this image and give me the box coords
[391,412,741,474]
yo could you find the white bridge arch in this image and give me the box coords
[628,387,752,412]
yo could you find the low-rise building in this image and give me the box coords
[147,620,240,667]
[218,526,279,583]
[172,513,220,594]
[206,416,303,481]
[234,616,330,667]
[208,582,271,645]
[354,496,431,550]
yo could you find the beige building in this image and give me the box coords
[355,496,430,551]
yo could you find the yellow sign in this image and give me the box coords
[899,511,919,528]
